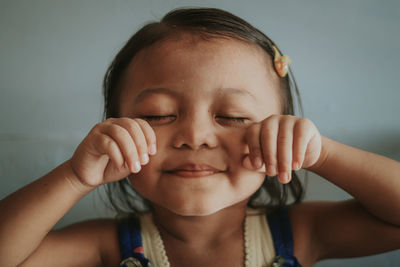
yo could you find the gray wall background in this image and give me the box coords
[1,0,399,266]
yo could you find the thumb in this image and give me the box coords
[242,154,266,173]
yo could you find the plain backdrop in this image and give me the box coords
[1,0,399,266]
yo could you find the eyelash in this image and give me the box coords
[142,115,248,124]
[216,116,247,124]
[142,115,175,121]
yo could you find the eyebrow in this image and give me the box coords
[134,87,257,104]
[134,88,179,104]
[216,87,257,103]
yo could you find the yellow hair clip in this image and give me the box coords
[272,46,291,77]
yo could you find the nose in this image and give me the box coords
[172,113,218,150]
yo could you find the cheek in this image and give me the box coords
[127,154,162,191]
[221,129,265,196]
[127,127,173,196]
[231,168,266,196]
[221,129,249,166]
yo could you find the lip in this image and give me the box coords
[164,163,224,178]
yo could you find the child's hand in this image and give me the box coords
[70,118,156,188]
[242,115,321,184]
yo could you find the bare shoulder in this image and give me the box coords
[288,200,400,267]
[21,218,120,267]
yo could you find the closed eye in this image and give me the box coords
[216,116,248,124]
[141,115,176,124]
[141,115,248,126]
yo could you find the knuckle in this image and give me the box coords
[249,146,262,155]
[99,135,113,149]
[294,133,307,142]
[128,119,142,133]
[267,157,277,166]
[268,114,280,120]
[94,122,103,128]
[263,116,278,127]
[114,117,133,129]
[136,119,156,142]
[104,117,116,124]
[110,124,126,136]
[92,122,106,132]
[264,150,276,162]
[133,118,148,125]
[116,117,131,127]
[300,117,311,124]
[277,135,291,145]
[260,127,276,140]
[247,123,260,134]
[298,117,313,128]
[133,119,151,133]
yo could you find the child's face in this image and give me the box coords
[119,35,282,216]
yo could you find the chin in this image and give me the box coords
[162,194,243,217]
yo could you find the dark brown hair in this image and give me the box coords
[102,7,304,214]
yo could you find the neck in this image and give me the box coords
[152,200,248,248]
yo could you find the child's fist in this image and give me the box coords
[70,118,156,188]
[243,115,321,184]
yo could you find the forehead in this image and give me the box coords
[119,35,281,113]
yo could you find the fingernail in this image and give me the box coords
[141,154,149,164]
[148,144,157,155]
[293,161,300,170]
[133,161,141,173]
[243,156,252,169]
[281,172,289,183]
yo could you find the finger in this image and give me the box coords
[114,118,151,165]
[100,123,141,173]
[277,117,295,184]
[242,155,266,172]
[95,133,125,169]
[260,115,279,177]
[133,118,157,155]
[292,118,313,170]
[245,123,264,169]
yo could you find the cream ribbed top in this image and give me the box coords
[139,209,275,267]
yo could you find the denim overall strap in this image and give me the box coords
[118,216,151,267]
[267,208,302,267]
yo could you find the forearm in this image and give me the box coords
[308,136,400,225]
[0,160,94,266]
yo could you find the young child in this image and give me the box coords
[1,7,399,267]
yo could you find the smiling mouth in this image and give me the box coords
[164,162,227,178]
[165,170,221,178]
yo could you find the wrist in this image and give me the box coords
[306,135,330,173]
[61,160,97,195]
